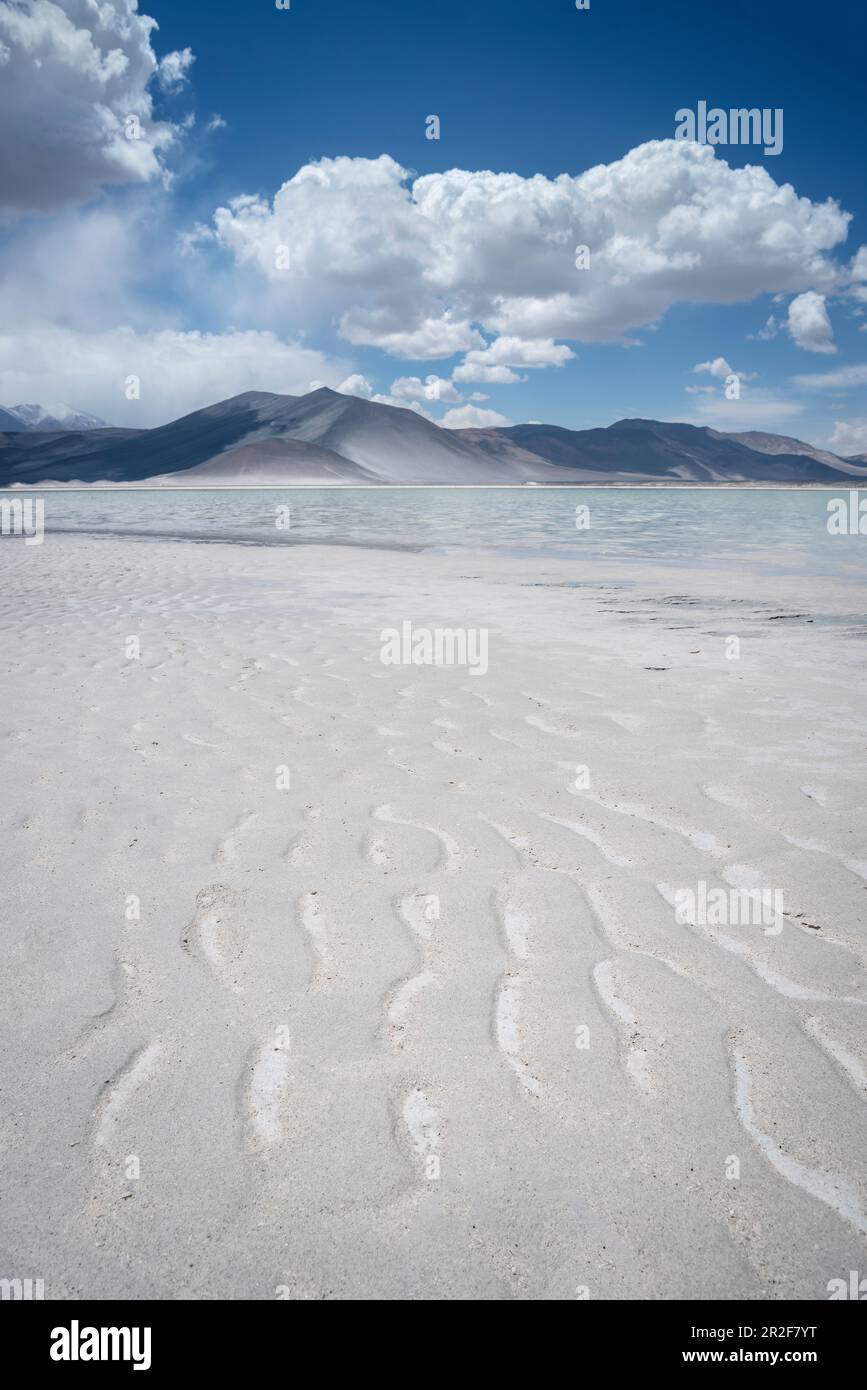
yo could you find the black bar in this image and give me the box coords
[7,1299,864,1374]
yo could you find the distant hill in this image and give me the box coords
[712,428,867,477]
[457,417,867,484]
[0,388,864,486]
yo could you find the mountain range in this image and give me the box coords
[1,388,865,486]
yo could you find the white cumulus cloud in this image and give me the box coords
[694,356,735,378]
[0,0,187,214]
[203,142,855,385]
[389,375,462,403]
[157,46,194,92]
[786,291,836,353]
[452,362,523,384]
[440,405,511,429]
[461,337,575,369]
[336,373,375,398]
[692,356,756,382]
[829,420,867,455]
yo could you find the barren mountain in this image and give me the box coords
[713,428,867,477]
[1,389,864,487]
[457,417,867,484]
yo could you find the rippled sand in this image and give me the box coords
[1,533,866,1299]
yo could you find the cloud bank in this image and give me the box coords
[207,142,853,378]
[0,325,346,427]
[0,0,186,214]
[0,3,863,433]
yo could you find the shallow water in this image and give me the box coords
[4,485,867,585]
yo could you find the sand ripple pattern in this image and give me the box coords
[731,1045,867,1237]
[4,535,866,1299]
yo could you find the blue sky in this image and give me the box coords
[1,0,866,448]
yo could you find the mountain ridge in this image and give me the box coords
[1,387,864,486]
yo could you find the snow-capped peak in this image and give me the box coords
[7,402,110,431]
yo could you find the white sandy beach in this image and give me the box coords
[1,532,866,1299]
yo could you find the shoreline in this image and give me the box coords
[2,481,863,491]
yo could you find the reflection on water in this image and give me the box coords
[4,485,867,584]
